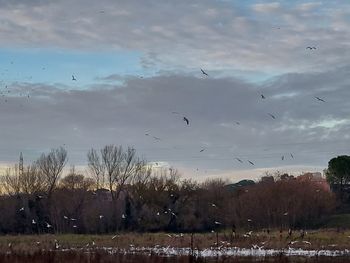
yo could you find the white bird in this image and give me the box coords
[211,203,217,207]
[32,219,36,224]
[19,207,24,212]
[99,215,104,219]
[122,214,126,219]
[112,235,119,240]
[247,219,253,222]
[70,218,77,221]
[283,212,288,216]
[156,212,160,216]
[303,241,311,245]
[63,216,68,220]
[214,221,221,225]
[73,225,77,228]
[46,222,52,228]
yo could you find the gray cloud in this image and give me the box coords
[0,1,350,74]
[0,66,349,180]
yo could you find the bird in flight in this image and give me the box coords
[183,117,190,125]
[72,75,77,81]
[268,113,276,119]
[200,149,205,152]
[306,46,316,50]
[290,153,294,159]
[200,68,209,76]
[261,94,266,99]
[153,136,161,141]
[248,160,255,165]
[281,155,284,161]
[315,96,325,102]
[235,158,243,163]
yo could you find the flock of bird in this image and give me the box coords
[143,59,326,169]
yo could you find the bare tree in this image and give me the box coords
[2,166,21,196]
[37,147,68,198]
[20,164,45,195]
[87,148,105,189]
[89,145,144,201]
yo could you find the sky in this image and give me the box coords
[0,0,350,182]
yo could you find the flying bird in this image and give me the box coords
[290,153,294,159]
[72,75,77,81]
[268,113,276,119]
[306,46,316,50]
[248,160,255,165]
[183,117,190,125]
[315,96,325,102]
[200,68,209,76]
[261,94,266,99]
[281,155,284,161]
[200,149,205,152]
[235,158,243,163]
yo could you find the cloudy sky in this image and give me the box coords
[0,0,350,181]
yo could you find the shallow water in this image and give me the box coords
[1,250,350,263]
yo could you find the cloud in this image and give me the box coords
[296,2,322,12]
[252,2,281,13]
[0,64,349,180]
[0,1,349,75]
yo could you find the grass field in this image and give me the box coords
[0,229,350,253]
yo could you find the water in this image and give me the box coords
[0,250,349,263]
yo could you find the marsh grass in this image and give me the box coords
[0,229,349,256]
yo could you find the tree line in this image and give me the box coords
[0,145,337,234]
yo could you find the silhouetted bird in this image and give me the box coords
[201,68,209,76]
[248,160,255,165]
[290,153,294,159]
[200,149,205,152]
[261,94,265,99]
[306,46,316,50]
[315,96,325,102]
[281,155,284,161]
[72,75,77,81]
[183,117,190,125]
[268,113,276,119]
[235,158,243,163]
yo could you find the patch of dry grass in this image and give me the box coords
[0,229,349,254]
